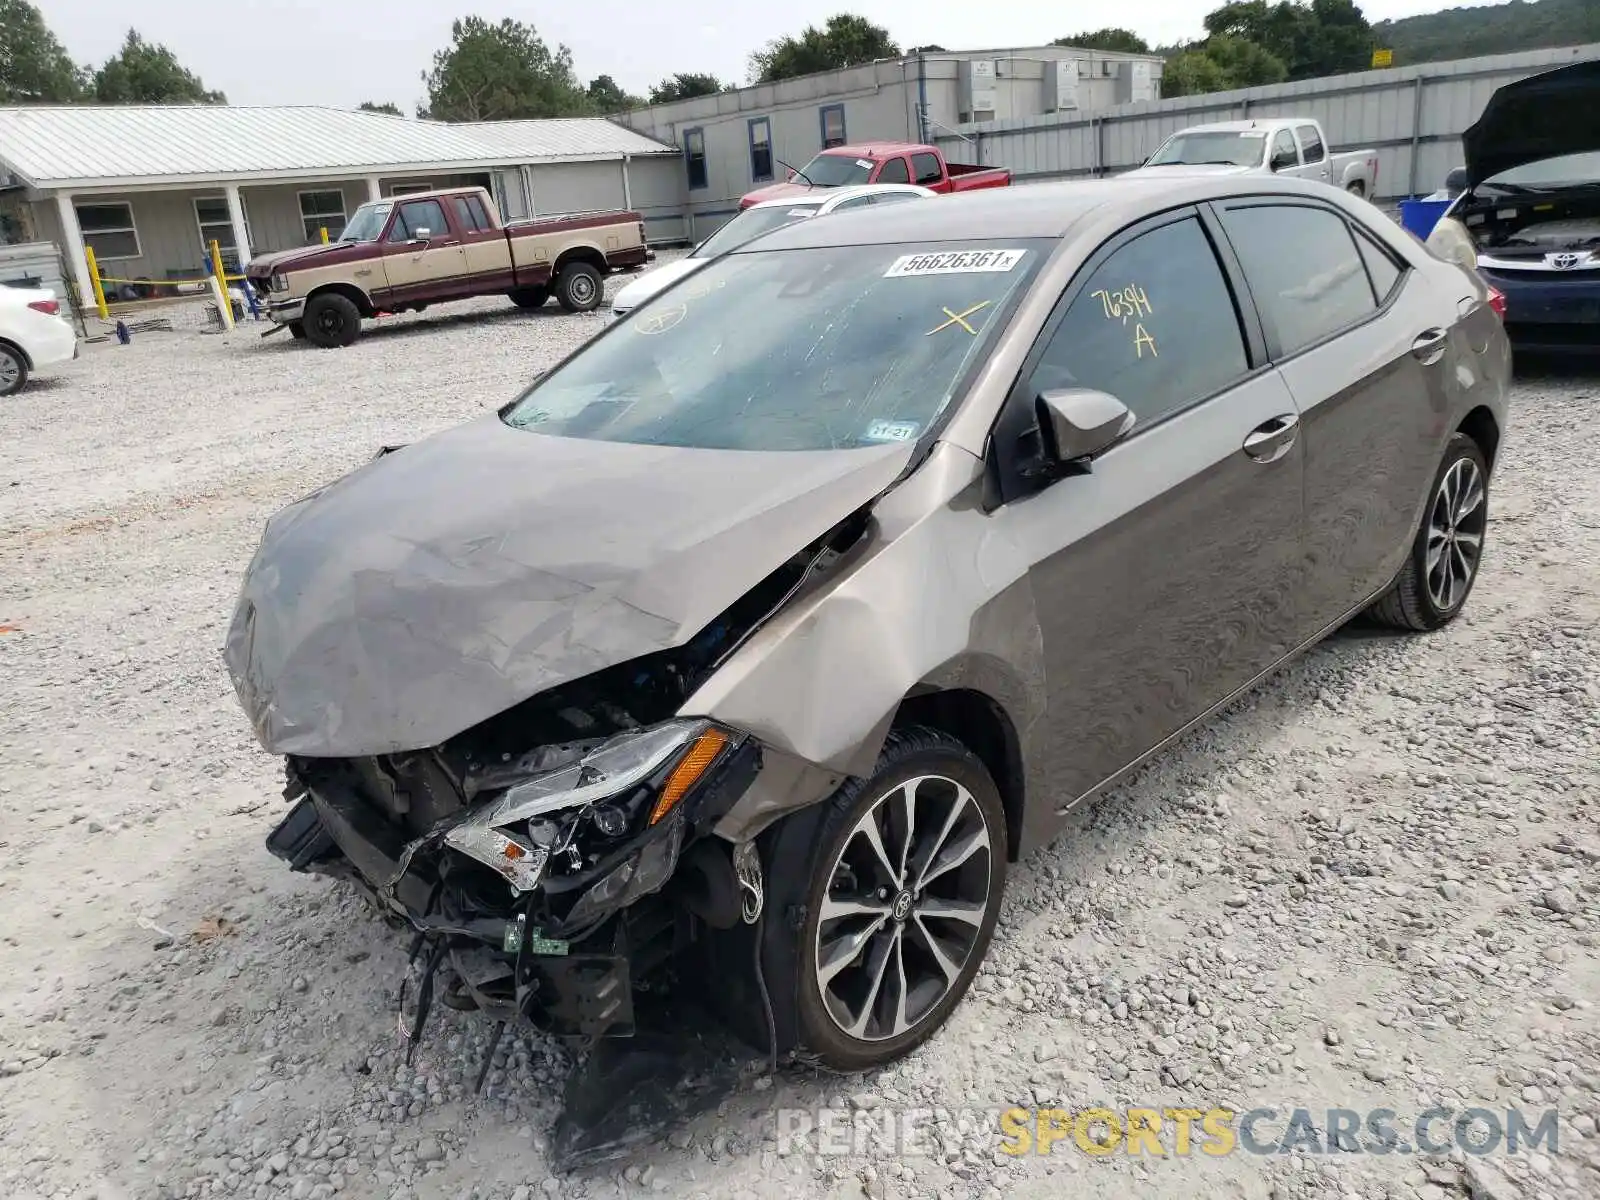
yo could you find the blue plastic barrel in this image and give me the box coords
[1398,197,1452,240]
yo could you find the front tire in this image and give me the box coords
[1368,432,1489,631]
[0,344,28,396]
[287,321,306,340]
[555,262,603,313]
[302,293,362,348]
[785,728,1008,1072]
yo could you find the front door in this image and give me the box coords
[1212,199,1455,627]
[992,209,1306,807]
[377,197,467,306]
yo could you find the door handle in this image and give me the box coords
[1411,328,1449,365]
[1242,413,1299,464]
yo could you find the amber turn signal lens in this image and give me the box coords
[649,728,729,825]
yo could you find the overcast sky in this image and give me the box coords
[48,0,1499,112]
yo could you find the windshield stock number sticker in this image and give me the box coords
[863,420,920,442]
[885,249,1026,278]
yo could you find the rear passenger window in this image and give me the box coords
[1353,226,1403,303]
[877,157,910,184]
[1029,217,1248,430]
[1297,125,1326,163]
[1220,204,1376,356]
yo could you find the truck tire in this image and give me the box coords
[303,293,362,348]
[287,322,306,340]
[509,287,549,310]
[1346,181,1366,199]
[555,262,603,313]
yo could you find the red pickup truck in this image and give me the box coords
[740,142,1011,209]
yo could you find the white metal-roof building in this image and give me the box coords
[0,105,683,308]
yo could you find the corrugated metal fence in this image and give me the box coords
[936,43,1600,201]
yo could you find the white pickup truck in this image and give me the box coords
[1122,118,1380,198]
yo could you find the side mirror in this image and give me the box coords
[1270,152,1296,173]
[1038,388,1134,468]
[413,227,432,241]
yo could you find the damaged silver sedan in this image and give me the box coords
[227,176,1509,1086]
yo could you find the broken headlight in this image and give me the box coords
[442,719,736,901]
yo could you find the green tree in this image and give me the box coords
[93,29,224,103]
[908,44,947,54]
[1053,29,1152,54]
[647,73,724,104]
[749,14,900,84]
[1202,0,1370,80]
[422,17,589,121]
[587,74,642,113]
[359,100,403,115]
[1375,0,1600,67]
[1161,34,1288,97]
[0,0,84,102]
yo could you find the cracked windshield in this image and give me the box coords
[503,242,1047,451]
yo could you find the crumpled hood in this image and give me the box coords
[1463,60,1600,187]
[224,414,913,757]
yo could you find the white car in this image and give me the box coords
[0,283,78,396]
[611,183,935,318]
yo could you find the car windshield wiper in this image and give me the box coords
[1149,160,1248,167]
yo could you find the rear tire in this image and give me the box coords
[0,344,28,396]
[774,727,1008,1072]
[1367,432,1489,631]
[509,287,549,310]
[555,262,603,313]
[302,293,362,348]
[1346,181,1367,198]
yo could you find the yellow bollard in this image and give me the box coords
[85,245,109,320]
[320,226,329,244]
[209,239,235,331]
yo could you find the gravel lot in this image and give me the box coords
[2,267,1598,1200]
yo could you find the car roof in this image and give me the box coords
[1176,119,1312,134]
[742,174,1349,250]
[746,183,934,214]
[819,142,931,159]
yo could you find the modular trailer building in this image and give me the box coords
[621,45,1165,238]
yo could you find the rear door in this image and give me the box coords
[1212,198,1454,628]
[379,197,467,305]
[989,208,1306,805]
[1294,124,1333,184]
[451,194,515,290]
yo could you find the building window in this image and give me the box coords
[298,190,347,242]
[684,127,708,190]
[194,195,251,258]
[388,183,435,196]
[74,202,140,261]
[748,117,774,183]
[820,104,846,148]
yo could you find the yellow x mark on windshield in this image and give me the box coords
[926,300,992,337]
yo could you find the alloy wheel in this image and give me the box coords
[1425,457,1486,612]
[0,352,18,391]
[814,774,994,1042]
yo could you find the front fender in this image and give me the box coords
[685,442,1048,842]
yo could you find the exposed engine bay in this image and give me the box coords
[1458,189,1600,259]
[259,505,870,1165]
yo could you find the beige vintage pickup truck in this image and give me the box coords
[245,186,651,347]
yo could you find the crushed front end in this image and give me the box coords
[267,689,763,1051]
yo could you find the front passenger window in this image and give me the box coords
[1028,217,1249,430]
[1219,204,1377,356]
[876,157,911,184]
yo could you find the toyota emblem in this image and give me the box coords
[1548,252,1582,270]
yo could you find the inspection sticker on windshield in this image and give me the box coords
[863,419,920,442]
[885,249,1026,278]
[856,159,874,170]
[1238,130,1268,138]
